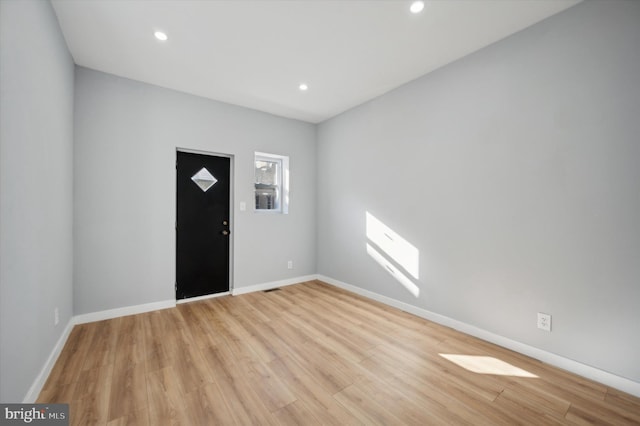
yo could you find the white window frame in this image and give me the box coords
[254,152,289,214]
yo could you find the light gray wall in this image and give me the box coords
[74,68,316,314]
[317,0,640,382]
[0,0,74,402]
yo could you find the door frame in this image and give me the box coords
[175,147,234,302]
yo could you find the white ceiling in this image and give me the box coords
[51,0,581,123]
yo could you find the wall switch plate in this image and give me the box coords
[537,312,551,332]
[287,260,293,269]
[240,201,246,211]
[54,307,59,326]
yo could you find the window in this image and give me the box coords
[255,152,289,213]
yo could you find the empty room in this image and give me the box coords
[1,0,639,424]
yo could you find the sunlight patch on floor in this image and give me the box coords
[439,354,538,378]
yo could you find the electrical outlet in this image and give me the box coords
[537,312,551,332]
[54,307,59,326]
[287,260,293,270]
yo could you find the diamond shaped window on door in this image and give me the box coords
[191,167,218,192]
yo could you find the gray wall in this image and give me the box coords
[317,0,640,382]
[0,0,74,402]
[74,68,316,314]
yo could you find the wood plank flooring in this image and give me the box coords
[38,280,640,425]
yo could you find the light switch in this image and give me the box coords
[240,201,246,211]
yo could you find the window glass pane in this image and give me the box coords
[255,160,279,185]
[255,186,278,210]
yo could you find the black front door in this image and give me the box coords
[176,151,231,299]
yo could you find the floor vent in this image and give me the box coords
[263,288,281,293]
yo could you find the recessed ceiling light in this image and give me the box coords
[299,83,308,91]
[410,1,425,14]
[154,31,168,41]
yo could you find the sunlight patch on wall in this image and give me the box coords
[366,212,419,279]
[366,212,420,297]
[366,243,420,297]
[439,354,538,378]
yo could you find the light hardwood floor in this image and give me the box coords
[38,280,640,425]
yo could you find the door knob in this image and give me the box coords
[221,230,230,236]
[222,220,228,226]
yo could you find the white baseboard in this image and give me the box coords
[318,274,640,398]
[74,299,176,324]
[231,274,319,296]
[28,274,638,403]
[23,319,75,403]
